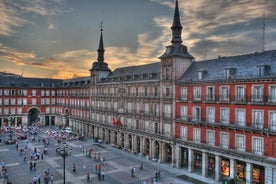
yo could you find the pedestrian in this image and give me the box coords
[86,171,90,182]
[30,161,33,171]
[95,164,98,174]
[24,154,27,162]
[50,174,54,184]
[33,161,36,171]
[73,163,76,173]
[97,171,101,181]
[37,174,41,184]
[32,175,37,184]
[101,169,105,181]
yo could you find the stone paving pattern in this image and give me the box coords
[0,128,220,184]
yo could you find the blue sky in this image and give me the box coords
[1,0,276,79]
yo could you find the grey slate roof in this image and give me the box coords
[99,62,161,83]
[180,50,276,82]
[0,74,62,88]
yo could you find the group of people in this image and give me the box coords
[1,160,11,184]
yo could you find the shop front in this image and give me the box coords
[253,164,264,184]
[236,160,246,183]
[221,158,230,178]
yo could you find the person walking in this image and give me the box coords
[73,163,76,173]
[86,171,90,183]
[101,170,105,181]
[50,174,54,184]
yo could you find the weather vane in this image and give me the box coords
[100,21,103,31]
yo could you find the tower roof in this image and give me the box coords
[171,0,183,44]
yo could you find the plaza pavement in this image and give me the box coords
[0,128,220,184]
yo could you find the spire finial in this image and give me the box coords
[100,21,103,32]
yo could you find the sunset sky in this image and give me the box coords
[1,0,276,79]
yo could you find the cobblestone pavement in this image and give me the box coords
[0,127,220,184]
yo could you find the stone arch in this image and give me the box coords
[136,136,141,153]
[127,134,132,150]
[28,107,41,126]
[152,140,160,160]
[162,143,172,163]
[144,138,150,156]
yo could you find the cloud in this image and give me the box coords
[0,0,70,36]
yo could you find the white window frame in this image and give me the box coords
[235,108,246,126]
[193,128,201,143]
[252,137,264,155]
[235,85,246,102]
[235,134,245,151]
[192,106,201,122]
[180,126,187,140]
[207,130,215,146]
[206,107,215,123]
[268,85,276,103]
[269,111,276,131]
[181,87,188,100]
[219,86,229,101]
[251,85,263,102]
[220,132,229,148]
[193,86,201,101]
[206,86,215,101]
[253,110,264,129]
[220,108,229,125]
[180,106,188,121]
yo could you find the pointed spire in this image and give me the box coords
[171,0,183,44]
[97,22,104,62]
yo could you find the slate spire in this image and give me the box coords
[171,0,183,44]
[97,22,104,62]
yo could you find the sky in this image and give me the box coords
[1,0,276,79]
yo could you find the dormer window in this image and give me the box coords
[257,65,270,77]
[198,69,207,80]
[225,68,236,79]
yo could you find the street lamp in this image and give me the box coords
[57,141,71,184]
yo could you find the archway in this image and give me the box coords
[65,109,70,127]
[153,140,160,160]
[163,143,172,163]
[128,134,132,150]
[136,136,141,153]
[144,138,150,156]
[28,108,40,126]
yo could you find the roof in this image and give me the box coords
[180,50,276,83]
[99,62,161,83]
[0,75,62,88]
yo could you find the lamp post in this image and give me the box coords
[57,141,71,184]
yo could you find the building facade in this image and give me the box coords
[0,0,275,183]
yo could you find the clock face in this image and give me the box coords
[166,47,171,54]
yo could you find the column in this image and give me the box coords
[158,142,162,163]
[148,140,153,159]
[171,145,176,167]
[215,155,222,181]
[230,158,236,179]
[265,167,273,184]
[246,162,253,184]
[188,148,194,172]
[175,146,181,168]
[140,137,144,156]
[202,152,208,177]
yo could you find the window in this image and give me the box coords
[181,87,187,100]
[269,111,276,131]
[207,130,215,146]
[252,85,263,102]
[153,103,159,116]
[144,103,149,115]
[220,108,229,125]
[23,90,27,96]
[32,90,36,96]
[219,86,229,101]
[4,89,9,96]
[269,85,276,103]
[136,120,139,130]
[235,109,246,126]
[11,98,16,105]
[4,98,9,105]
[192,107,201,122]
[235,134,245,151]
[23,98,27,105]
[41,99,45,105]
[166,87,170,97]
[136,103,140,113]
[127,102,132,113]
[180,106,188,120]
[41,90,45,96]
[253,110,264,129]
[236,86,245,102]
[206,107,215,123]
[180,126,187,140]
[136,87,139,97]
[165,67,170,80]
[257,65,270,77]
[164,104,171,118]
[206,86,215,101]
[193,87,201,101]
[32,98,37,105]
[154,87,158,97]
[220,132,229,148]
[193,128,201,143]
[18,107,22,114]
[252,137,264,155]
[128,87,131,96]
[144,87,148,97]
[51,90,55,96]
